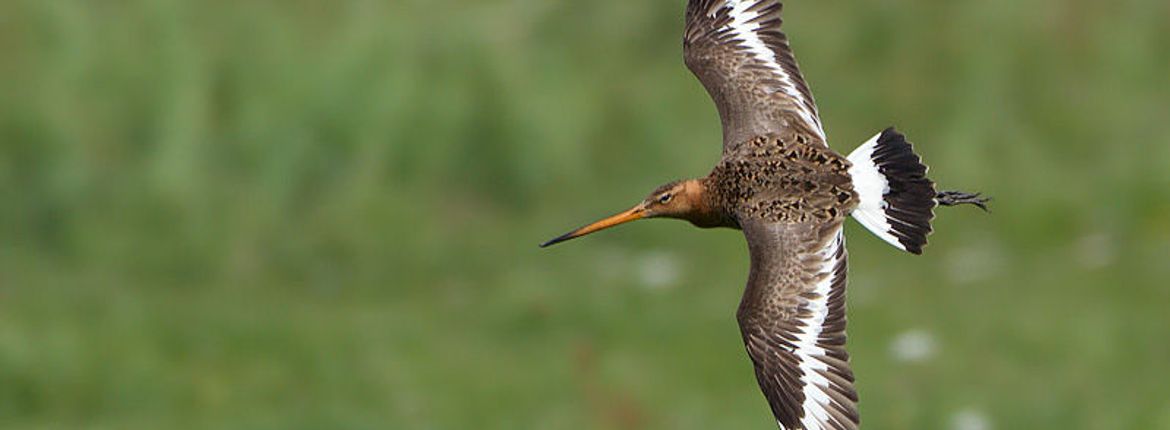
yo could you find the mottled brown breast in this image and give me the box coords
[707,133,858,224]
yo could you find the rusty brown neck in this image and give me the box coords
[677,178,738,229]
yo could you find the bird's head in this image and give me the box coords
[540,179,710,248]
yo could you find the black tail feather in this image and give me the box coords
[871,128,937,254]
[849,128,989,254]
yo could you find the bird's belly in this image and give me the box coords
[739,176,856,223]
[710,153,858,224]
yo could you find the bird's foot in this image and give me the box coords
[936,191,990,211]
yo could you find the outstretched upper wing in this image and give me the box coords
[684,0,826,152]
[737,218,859,430]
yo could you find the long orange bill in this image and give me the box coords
[540,205,646,248]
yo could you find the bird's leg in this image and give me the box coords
[936,191,990,211]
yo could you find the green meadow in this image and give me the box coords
[2,0,1168,428]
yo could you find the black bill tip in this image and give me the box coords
[538,206,646,249]
[539,233,572,248]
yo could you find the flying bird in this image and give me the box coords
[541,1,987,429]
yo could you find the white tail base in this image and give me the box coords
[847,132,906,251]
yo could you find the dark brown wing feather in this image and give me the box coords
[684,0,826,153]
[738,218,859,430]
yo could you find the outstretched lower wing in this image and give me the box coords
[737,218,859,430]
[684,0,826,152]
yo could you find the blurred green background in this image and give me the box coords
[2,0,1169,429]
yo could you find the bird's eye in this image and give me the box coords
[658,194,673,204]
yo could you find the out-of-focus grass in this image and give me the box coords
[1,0,1169,429]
